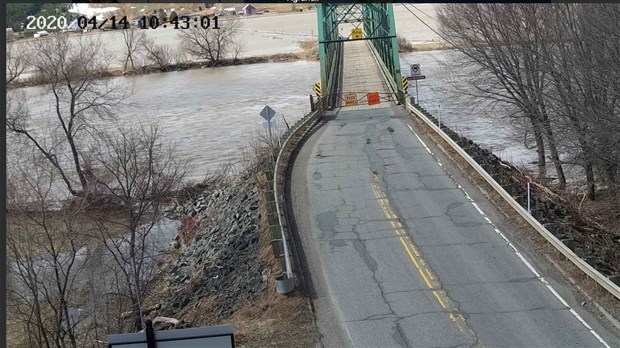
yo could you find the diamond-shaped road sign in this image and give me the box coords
[260,105,276,121]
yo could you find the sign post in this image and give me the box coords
[411,63,420,77]
[407,64,426,104]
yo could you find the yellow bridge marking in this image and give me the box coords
[370,176,483,347]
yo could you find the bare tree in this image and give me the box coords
[141,36,174,70]
[122,28,146,71]
[6,42,29,85]
[89,121,186,331]
[6,36,130,197]
[7,158,89,348]
[178,18,243,66]
[557,4,620,204]
[231,39,246,61]
[438,3,620,210]
[437,4,566,187]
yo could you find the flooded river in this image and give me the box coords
[9,50,536,184]
[9,60,320,183]
[8,3,537,185]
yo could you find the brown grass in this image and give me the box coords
[224,171,318,347]
[411,41,453,52]
[298,40,319,61]
[178,215,200,243]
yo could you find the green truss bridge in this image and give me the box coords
[316,3,405,108]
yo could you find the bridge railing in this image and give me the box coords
[366,41,406,105]
[405,100,620,300]
[326,41,344,109]
[265,98,326,293]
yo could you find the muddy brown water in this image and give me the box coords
[8,49,543,196]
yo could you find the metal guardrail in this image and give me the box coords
[270,41,340,291]
[272,103,324,289]
[405,100,620,300]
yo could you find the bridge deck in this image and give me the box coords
[290,39,611,347]
[339,41,394,110]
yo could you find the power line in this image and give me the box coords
[400,3,455,48]
[410,4,437,23]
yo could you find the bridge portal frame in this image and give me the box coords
[317,3,405,105]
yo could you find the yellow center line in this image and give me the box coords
[433,290,447,308]
[371,174,483,347]
[399,236,434,288]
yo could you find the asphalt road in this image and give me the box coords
[289,105,616,347]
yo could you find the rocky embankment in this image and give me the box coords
[154,166,270,323]
[415,105,620,277]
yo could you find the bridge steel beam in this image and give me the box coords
[363,3,404,103]
[318,3,405,105]
[317,4,338,100]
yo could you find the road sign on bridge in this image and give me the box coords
[367,92,381,105]
[411,63,421,76]
[344,93,358,106]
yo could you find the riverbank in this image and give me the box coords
[143,148,318,346]
[6,39,454,90]
[7,49,316,89]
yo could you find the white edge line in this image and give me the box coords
[409,126,433,155]
[407,117,611,347]
[471,202,485,215]
[459,172,610,347]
